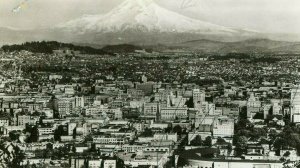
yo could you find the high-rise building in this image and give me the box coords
[290,85,300,122]
[57,98,74,117]
[247,92,261,118]
[193,89,205,113]
[212,117,234,138]
[75,96,84,108]
[141,74,147,83]
[247,93,261,108]
[208,103,216,115]
[193,89,205,104]
[272,102,282,115]
[160,107,188,120]
[143,102,159,117]
[263,104,272,119]
[68,123,77,136]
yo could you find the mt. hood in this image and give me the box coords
[0,0,260,45]
[54,0,257,44]
[58,0,236,34]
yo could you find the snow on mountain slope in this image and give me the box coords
[57,0,238,35]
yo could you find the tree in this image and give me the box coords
[6,145,25,168]
[32,111,41,116]
[185,97,193,108]
[273,137,286,150]
[236,136,248,148]
[190,135,202,146]
[164,127,172,133]
[283,125,293,136]
[269,129,278,142]
[296,144,300,156]
[227,143,233,155]
[235,119,251,130]
[142,127,153,137]
[9,131,20,141]
[283,151,290,157]
[235,136,248,156]
[52,146,69,159]
[61,163,70,168]
[251,128,267,140]
[216,137,226,144]
[236,129,250,137]
[177,156,189,167]
[173,125,182,135]
[203,136,212,147]
[239,106,247,119]
[26,125,39,143]
[84,134,93,143]
[39,148,52,159]
[54,125,65,142]
[259,138,269,145]
[286,134,300,148]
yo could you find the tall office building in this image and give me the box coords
[291,85,300,122]
[193,89,205,104]
[75,96,84,108]
[193,89,205,113]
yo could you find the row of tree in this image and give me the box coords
[2,41,111,55]
[190,135,212,147]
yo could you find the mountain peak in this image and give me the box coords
[113,0,155,12]
[121,0,155,7]
[52,0,260,44]
[57,0,237,35]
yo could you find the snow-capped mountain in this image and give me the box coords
[2,0,300,46]
[0,0,262,46]
[56,0,246,37]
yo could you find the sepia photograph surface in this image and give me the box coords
[0,0,300,168]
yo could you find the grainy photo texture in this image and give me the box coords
[0,0,300,168]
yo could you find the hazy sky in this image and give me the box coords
[0,0,300,34]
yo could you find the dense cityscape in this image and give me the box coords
[0,42,300,168]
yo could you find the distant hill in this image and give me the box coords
[269,44,300,53]
[1,41,112,55]
[2,39,300,55]
[102,44,142,53]
[101,44,183,53]
[178,39,226,52]
[178,38,300,53]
